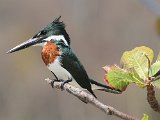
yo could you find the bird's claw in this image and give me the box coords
[60,79,72,90]
[60,83,64,90]
[50,79,72,90]
[50,79,59,88]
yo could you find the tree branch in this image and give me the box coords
[45,78,139,120]
[147,84,160,113]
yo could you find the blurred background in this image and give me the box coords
[1,0,160,120]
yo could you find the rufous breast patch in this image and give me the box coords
[41,41,60,65]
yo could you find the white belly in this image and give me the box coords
[48,59,71,80]
[47,59,83,89]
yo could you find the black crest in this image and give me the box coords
[49,16,70,45]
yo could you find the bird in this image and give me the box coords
[7,16,121,98]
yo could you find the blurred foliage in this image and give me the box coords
[141,114,149,120]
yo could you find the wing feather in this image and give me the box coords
[61,47,92,89]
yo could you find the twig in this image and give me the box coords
[45,78,139,120]
[147,84,160,113]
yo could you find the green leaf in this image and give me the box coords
[141,114,149,120]
[106,66,130,91]
[150,61,160,89]
[121,46,154,80]
[149,61,160,77]
[106,65,145,91]
[129,68,145,87]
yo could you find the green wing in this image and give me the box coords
[61,47,92,90]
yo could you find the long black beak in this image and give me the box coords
[7,38,40,53]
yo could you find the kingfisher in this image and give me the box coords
[7,16,121,98]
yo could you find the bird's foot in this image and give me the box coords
[60,79,72,90]
[50,79,61,88]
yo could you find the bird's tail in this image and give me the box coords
[90,79,122,94]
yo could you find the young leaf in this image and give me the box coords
[150,52,160,78]
[104,65,145,91]
[103,65,114,88]
[129,68,146,88]
[141,114,149,120]
[121,46,154,80]
[104,65,130,91]
[149,61,160,77]
[150,58,160,89]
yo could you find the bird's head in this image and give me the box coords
[7,16,70,53]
